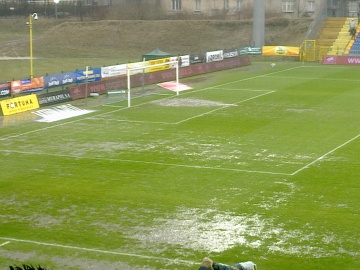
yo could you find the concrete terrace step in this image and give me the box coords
[316,17,356,56]
[345,24,360,54]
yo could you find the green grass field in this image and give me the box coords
[1,61,360,270]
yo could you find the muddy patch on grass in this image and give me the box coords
[151,98,226,107]
[286,108,314,113]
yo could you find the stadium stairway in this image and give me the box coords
[317,17,347,50]
[345,23,360,55]
[327,18,356,55]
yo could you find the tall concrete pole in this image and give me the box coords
[253,0,265,47]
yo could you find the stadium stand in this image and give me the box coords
[326,18,356,55]
[316,17,347,52]
[315,17,360,56]
[347,23,360,55]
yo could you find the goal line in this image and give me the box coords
[126,60,179,107]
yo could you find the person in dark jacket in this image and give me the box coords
[198,257,257,270]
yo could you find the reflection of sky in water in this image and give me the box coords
[130,208,266,253]
[0,111,39,127]
[128,207,347,258]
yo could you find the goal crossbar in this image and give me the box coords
[126,60,179,107]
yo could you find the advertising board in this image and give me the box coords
[0,94,39,116]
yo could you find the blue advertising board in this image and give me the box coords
[44,72,76,89]
[75,68,101,84]
[0,82,11,98]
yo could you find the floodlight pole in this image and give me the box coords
[29,14,33,78]
[54,0,59,19]
[253,0,265,47]
[28,13,38,79]
[55,3,58,19]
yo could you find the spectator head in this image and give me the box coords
[201,257,213,268]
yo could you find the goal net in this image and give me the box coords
[126,60,179,107]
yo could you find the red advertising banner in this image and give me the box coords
[322,55,360,65]
[11,77,44,95]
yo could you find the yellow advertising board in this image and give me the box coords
[127,61,149,75]
[146,58,171,73]
[262,46,299,57]
[126,58,171,75]
[0,94,40,116]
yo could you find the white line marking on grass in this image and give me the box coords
[0,237,196,265]
[210,87,273,92]
[175,91,275,124]
[291,133,360,175]
[0,121,82,141]
[89,117,175,125]
[263,75,360,82]
[102,104,126,108]
[1,149,291,176]
[0,241,10,247]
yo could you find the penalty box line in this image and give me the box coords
[210,87,274,92]
[90,89,276,125]
[175,90,275,125]
[0,236,197,265]
[291,132,360,175]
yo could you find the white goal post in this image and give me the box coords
[126,60,179,107]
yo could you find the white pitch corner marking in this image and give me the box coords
[0,241,10,247]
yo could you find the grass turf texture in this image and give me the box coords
[1,62,360,269]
